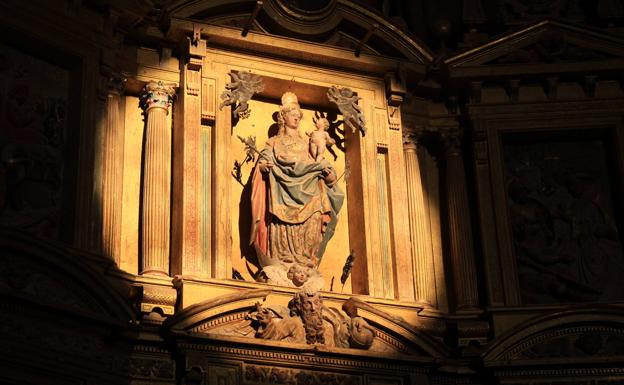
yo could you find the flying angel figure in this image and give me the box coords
[327,86,367,135]
[219,72,265,119]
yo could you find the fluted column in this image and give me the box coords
[101,75,125,264]
[140,81,176,276]
[441,128,479,310]
[403,132,437,307]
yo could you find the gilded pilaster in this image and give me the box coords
[140,81,176,276]
[171,37,205,277]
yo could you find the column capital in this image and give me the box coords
[107,72,127,97]
[402,128,425,150]
[439,127,463,154]
[140,81,176,113]
[98,69,127,99]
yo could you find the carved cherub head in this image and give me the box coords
[314,117,330,131]
[287,264,309,287]
[339,87,352,97]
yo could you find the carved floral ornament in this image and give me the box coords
[140,80,176,113]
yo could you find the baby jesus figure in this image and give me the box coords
[307,117,335,162]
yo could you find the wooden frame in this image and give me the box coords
[469,98,624,307]
[194,42,413,299]
[0,23,93,244]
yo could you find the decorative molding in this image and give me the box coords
[493,367,624,377]
[500,326,624,360]
[387,106,401,131]
[457,320,489,347]
[445,19,624,68]
[113,357,175,380]
[202,77,217,122]
[186,66,201,96]
[484,307,624,364]
[178,343,433,372]
[191,311,249,333]
[168,0,434,65]
[243,364,361,385]
[133,284,177,323]
[385,72,406,107]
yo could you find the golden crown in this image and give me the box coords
[281,92,299,107]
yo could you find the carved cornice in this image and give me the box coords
[444,19,624,79]
[166,0,433,65]
[178,341,436,371]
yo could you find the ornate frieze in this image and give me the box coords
[113,357,175,380]
[244,364,361,385]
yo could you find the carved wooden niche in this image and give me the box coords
[228,74,360,295]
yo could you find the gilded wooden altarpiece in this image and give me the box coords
[3,2,624,385]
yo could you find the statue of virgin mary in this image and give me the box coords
[249,92,344,288]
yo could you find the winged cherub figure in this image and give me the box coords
[219,71,265,119]
[327,86,366,135]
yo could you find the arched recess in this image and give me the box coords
[0,228,137,325]
[482,307,624,383]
